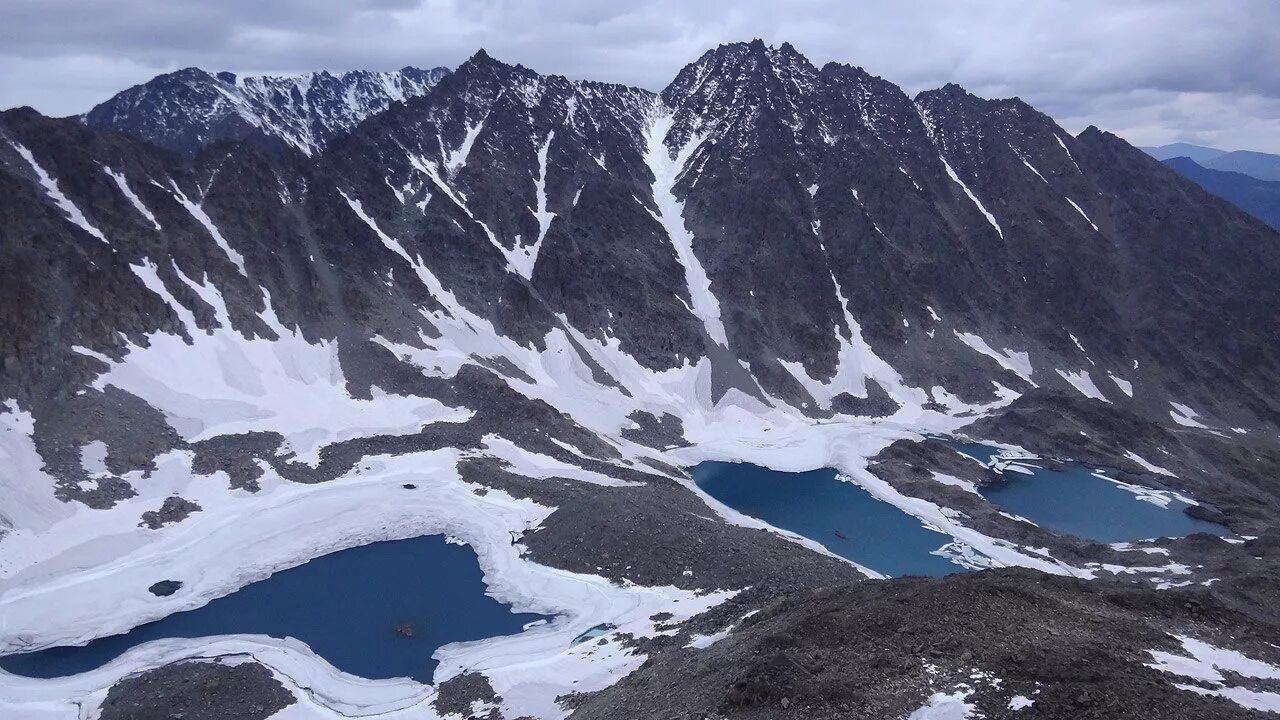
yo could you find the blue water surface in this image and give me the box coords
[954,443,1226,542]
[692,460,965,577]
[0,535,549,682]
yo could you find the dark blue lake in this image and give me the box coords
[955,443,1226,542]
[692,461,965,577]
[0,535,549,682]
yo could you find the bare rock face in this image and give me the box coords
[147,580,182,597]
[139,496,201,529]
[97,661,294,720]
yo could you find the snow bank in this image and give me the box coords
[1148,635,1280,713]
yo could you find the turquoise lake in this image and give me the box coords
[692,460,966,577]
[954,442,1226,542]
[0,535,549,682]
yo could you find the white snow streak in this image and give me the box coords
[1065,197,1099,231]
[1016,152,1048,183]
[510,132,555,279]
[643,108,728,347]
[168,181,247,275]
[103,167,161,230]
[685,625,733,648]
[1109,373,1134,397]
[444,120,484,176]
[1124,450,1175,477]
[130,260,198,334]
[407,153,515,270]
[339,190,415,267]
[1055,134,1082,172]
[940,156,1002,238]
[11,142,107,242]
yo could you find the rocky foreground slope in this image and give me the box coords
[2,40,1279,719]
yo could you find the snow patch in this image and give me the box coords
[909,690,977,720]
[11,142,107,243]
[1124,450,1175,477]
[1148,635,1280,713]
[1055,369,1107,402]
[686,625,733,649]
[932,472,979,495]
[1008,695,1035,710]
[954,332,1035,386]
[1109,373,1133,397]
[1169,402,1207,428]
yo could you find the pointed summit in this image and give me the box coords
[455,47,520,79]
[660,39,822,150]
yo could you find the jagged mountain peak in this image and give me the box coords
[82,63,450,157]
[5,38,1280,720]
[658,39,826,154]
[664,38,821,99]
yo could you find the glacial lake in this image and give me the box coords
[955,442,1227,542]
[0,535,549,682]
[692,460,966,577]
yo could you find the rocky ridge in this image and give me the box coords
[1,40,1279,720]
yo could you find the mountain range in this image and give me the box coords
[81,65,449,156]
[1161,156,1280,230]
[2,40,1279,720]
[1143,141,1280,181]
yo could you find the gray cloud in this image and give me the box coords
[2,0,1278,151]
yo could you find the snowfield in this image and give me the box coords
[0,109,1242,720]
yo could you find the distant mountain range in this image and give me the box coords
[1142,142,1280,181]
[1161,156,1280,230]
[81,66,449,157]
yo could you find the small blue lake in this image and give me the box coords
[0,536,549,682]
[955,443,1226,542]
[692,461,966,577]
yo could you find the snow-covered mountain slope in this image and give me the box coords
[81,65,449,156]
[2,41,1280,720]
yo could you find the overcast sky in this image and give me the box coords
[2,0,1279,152]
